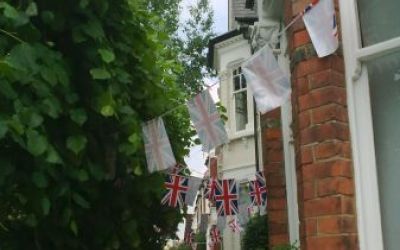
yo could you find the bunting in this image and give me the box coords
[242,46,291,114]
[303,0,339,57]
[187,90,228,152]
[142,117,176,173]
[228,217,242,233]
[215,179,239,216]
[161,175,189,208]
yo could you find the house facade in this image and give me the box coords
[207,0,400,249]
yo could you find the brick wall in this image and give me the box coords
[286,0,359,249]
[261,109,290,248]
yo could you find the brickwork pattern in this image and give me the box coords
[261,109,290,248]
[286,0,359,249]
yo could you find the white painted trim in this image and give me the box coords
[338,0,400,249]
[355,36,400,62]
[278,29,300,245]
[281,100,299,244]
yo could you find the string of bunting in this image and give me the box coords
[141,0,338,230]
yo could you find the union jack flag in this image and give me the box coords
[215,179,239,216]
[204,177,217,201]
[161,175,189,208]
[228,217,242,233]
[249,171,267,206]
[187,90,228,152]
[142,117,176,173]
[210,225,222,244]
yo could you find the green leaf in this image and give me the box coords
[32,171,48,188]
[28,112,43,128]
[0,80,18,99]
[82,19,104,40]
[0,120,8,139]
[133,166,142,176]
[98,49,115,63]
[26,130,48,156]
[46,146,62,164]
[25,2,38,16]
[70,109,87,125]
[72,193,90,209]
[90,68,111,80]
[77,169,89,182]
[66,135,87,154]
[2,3,19,19]
[41,97,62,118]
[70,220,78,235]
[100,105,114,117]
[41,196,51,215]
[40,67,58,86]
[62,207,72,224]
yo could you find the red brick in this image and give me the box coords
[269,187,286,198]
[304,196,342,217]
[268,198,287,210]
[299,111,311,130]
[293,30,311,48]
[314,141,350,160]
[312,104,348,124]
[266,174,285,187]
[308,69,345,89]
[304,218,317,236]
[301,161,353,182]
[292,0,309,16]
[269,210,288,224]
[303,181,315,201]
[317,177,354,197]
[295,77,309,96]
[300,146,313,165]
[298,87,347,111]
[295,57,332,78]
[318,216,357,234]
[267,150,284,163]
[264,163,283,174]
[332,55,345,73]
[300,123,349,145]
[306,235,358,250]
[270,234,290,246]
[265,128,282,140]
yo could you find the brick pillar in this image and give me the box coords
[261,109,290,248]
[286,0,359,249]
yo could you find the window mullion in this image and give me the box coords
[356,36,400,62]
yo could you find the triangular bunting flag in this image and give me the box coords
[185,176,202,206]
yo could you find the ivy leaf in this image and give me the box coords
[46,146,62,164]
[66,135,87,154]
[70,220,78,235]
[90,68,111,80]
[0,120,8,139]
[41,197,51,215]
[133,166,142,176]
[70,109,87,125]
[32,171,48,188]
[40,67,58,86]
[100,105,114,117]
[82,19,104,40]
[25,2,38,16]
[72,193,90,209]
[41,97,62,118]
[0,81,18,99]
[77,169,89,182]
[26,130,48,156]
[98,49,115,63]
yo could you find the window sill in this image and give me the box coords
[228,129,254,141]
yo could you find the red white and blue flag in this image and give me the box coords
[215,179,239,216]
[302,0,339,57]
[187,90,228,152]
[142,117,176,173]
[228,217,242,233]
[161,175,189,208]
[204,177,217,201]
[210,225,222,245]
[249,171,268,207]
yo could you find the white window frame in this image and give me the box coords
[227,62,254,139]
[339,1,400,249]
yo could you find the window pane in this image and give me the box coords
[358,0,400,46]
[235,91,248,131]
[367,51,400,249]
[242,74,247,88]
[234,75,241,90]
